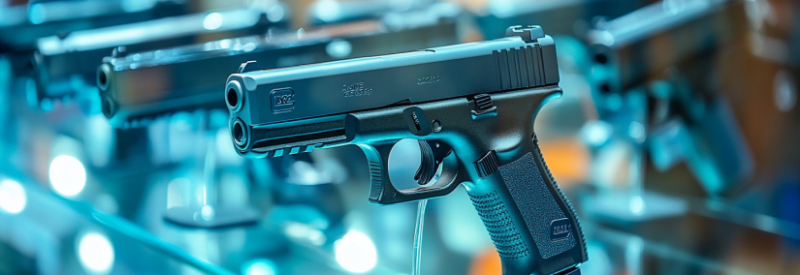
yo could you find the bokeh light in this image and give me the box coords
[203,12,223,31]
[77,232,115,274]
[0,179,26,214]
[335,231,377,273]
[242,258,279,275]
[629,196,644,216]
[49,155,87,197]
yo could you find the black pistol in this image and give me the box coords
[474,0,652,39]
[226,26,587,275]
[0,0,187,74]
[98,6,457,128]
[31,7,287,108]
[588,0,753,195]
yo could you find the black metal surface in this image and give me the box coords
[0,0,188,73]
[228,26,587,275]
[99,9,457,128]
[226,32,558,136]
[307,0,439,26]
[588,0,748,94]
[474,0,654,40]
[31,7,288,108]
[586,0,754,196]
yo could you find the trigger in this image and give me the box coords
[414,140,453,185]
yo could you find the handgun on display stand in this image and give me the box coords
[226,25,587,275]
[98,5,458,128]
[587,0,754,195]
[93,5,459,230]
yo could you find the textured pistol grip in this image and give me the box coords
[467,138,587,275]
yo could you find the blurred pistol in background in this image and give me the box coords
[226,25,587,275]
[474,0,653,40]
[98,5,458,128]
[0,0,188,73]
[31,6,288,109]
[587,0,753,195]
[307,0,439,26]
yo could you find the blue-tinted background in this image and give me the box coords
[1,0,799,274]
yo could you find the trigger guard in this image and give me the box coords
[360,143,462,205]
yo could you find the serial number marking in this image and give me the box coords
[417,75,440,85]
[342,82,372,98]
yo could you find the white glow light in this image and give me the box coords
[581,121,612,147]
[326,39,352,59]
[629,196,644,216]
[200,205,215,221]
[78,232,115,274]
[0,179,26,214]
[49,155,87,197]
[313,0,342,23]
[628,121,645,143]
[335,231,377,273]
[288,161,323,184]
[267,5,285,23]
[242,258,279,275]
[203,12,223,31]
[284,222,326,246]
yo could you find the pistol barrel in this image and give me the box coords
[100,7,458,128]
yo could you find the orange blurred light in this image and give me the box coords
[468,247,502,275]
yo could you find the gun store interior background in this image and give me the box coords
[1,0,799,274]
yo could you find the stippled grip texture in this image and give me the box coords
[499,152,576,259]
[467,139,587,275]
[469,191,530,259]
